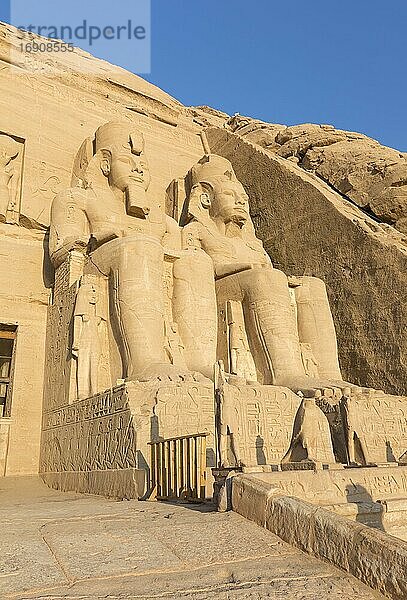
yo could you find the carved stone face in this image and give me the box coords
[211,178,250,226]
[86,283,99,305]
[106,145,151,193]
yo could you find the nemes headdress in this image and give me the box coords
[71,121,145,188]
[180,154,238,225]
[94,121,145,155]
[189,154,236,188]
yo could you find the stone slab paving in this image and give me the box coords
[0,477,386,600]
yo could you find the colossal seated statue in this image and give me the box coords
[178,154,351,393]
[49,121,196,384]
[49,130,352,398]
[43,127,407,485]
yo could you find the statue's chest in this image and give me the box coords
[204,235,256,263]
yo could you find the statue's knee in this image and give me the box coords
[245,267,288,298]
[297,276,326,294]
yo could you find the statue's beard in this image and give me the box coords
[227,213,247,228]
[225,219,245,238]
[125,183,150,219]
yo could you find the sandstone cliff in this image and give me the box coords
[226,114,407,234]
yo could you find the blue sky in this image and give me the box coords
[1,0,406,150]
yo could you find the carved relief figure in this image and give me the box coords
[72,275,107,399]
[215,360,242,467]
[164,321,187,368]
[50,121,188,383]
[340,388,370,465]
[179,154,348,393]
[0,134,21,223]
[300,343,319,378]
[226,299,257,381]
[282,391,336,465]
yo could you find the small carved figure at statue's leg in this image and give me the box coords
[229,430,243,467]
[347,431,357,464]
[219,424,229,468]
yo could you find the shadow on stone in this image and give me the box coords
[345,483,385,531]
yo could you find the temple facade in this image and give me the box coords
[0,25,407,536]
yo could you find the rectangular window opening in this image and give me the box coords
[0,325,17,418]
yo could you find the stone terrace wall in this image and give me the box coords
[231,474,407,600]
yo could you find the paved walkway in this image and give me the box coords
[0,477,385,599]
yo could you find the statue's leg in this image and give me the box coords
[239,267,305,384]
[220,423,229,467]
[293,276,342,379]
[77,350,91,399]
[89,352,99,397]
[90,237,167,379]
[358,435,369,465]
[172,250,217,379]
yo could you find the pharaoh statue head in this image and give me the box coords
[180,154,256,238]
[74,121,151,219]
[96,122,151,218]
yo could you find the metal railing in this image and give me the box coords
[149,433,208,501]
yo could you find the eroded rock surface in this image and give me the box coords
[226,115,407,233]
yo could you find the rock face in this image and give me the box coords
[227,115,407,234]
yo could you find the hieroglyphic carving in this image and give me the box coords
[153,382,214,438]
[43,288,77,411]
[43,252,85,412]
[0,132,24,224]
[250,466,407,507]
[153,382,216,465]
[215,382,302,466]
[41,386,136,473]
[282,393,336,465]
[340,391,407,464]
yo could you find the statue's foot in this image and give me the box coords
[135,363,211,384]
[275,375,359,398]
[227,374,248,387]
